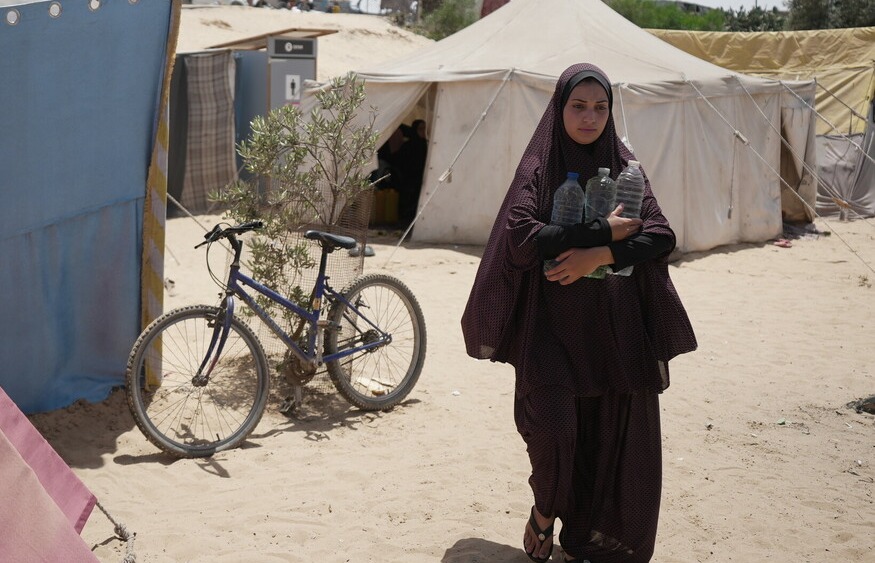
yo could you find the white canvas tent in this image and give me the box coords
[649,26,875,219]
[338,0,818,252]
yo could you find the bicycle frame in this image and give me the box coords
[196,232,391,380]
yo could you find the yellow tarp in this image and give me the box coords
[649,27,875,136]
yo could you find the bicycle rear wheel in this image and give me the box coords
[325,274,426,410]
[126,305,270,458]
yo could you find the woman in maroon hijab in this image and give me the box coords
[461,63,697,562]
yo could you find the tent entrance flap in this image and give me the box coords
[386,69,513,258]
[366,82,431,149]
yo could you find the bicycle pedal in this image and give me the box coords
[279,397,297,415]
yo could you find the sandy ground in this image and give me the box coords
[28,212,875,562]
[23,6,875,563]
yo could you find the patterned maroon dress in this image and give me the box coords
[461,63,697,562]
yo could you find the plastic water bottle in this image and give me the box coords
[583,168,615,279]
[543,172,584,272]
[612,160,645,277]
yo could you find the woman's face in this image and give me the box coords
[562,79,610,145]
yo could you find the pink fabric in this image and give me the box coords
[0,387,98,561]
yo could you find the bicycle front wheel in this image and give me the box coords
[325,274,426,411]
[126,305,270,458]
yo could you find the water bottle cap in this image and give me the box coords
[598,167,610,175]
[567,172,579,179]
[629,160,640,167]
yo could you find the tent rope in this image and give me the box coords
[780,81,875,169]
[728,135,737,219]
[616,83,633,152]
[686,77,874,274]
[382,68,515,268]
[686,77,808,198]
[95,499,137,563]
[815,80,867,127]
[738,80,875,221]
[682,76,763,220]
[166,193,234,255]
[167,193,218,233]
[735,77,855,213]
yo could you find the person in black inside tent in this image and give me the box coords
[396,119,427,226]
[371,126,405,193]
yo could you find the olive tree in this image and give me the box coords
[212,72,378,328]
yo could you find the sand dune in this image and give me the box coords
[176,5,432,81]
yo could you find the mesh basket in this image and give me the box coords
[236,181,373,402]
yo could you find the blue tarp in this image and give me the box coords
[0,0,173,413]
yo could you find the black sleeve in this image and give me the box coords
[607,233,674,271]
[535,218,612,260]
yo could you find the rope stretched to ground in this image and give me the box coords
[167,193,217,233]
[781,81,875,169]
[816,80,867,125]
[166,193,233,256]
[735,78,850,210]
[685,77,874,275]
[95,499,137,563]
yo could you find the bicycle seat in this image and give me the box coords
[304,230,358,250]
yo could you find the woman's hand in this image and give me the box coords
[544,247,614,285]
[606,204,643,241]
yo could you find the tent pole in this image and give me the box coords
[142,0,182,330]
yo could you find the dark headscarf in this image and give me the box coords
[461,63,696,397]
[410,119,426,139]
[560,69,612,110]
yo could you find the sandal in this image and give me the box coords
[525,506,555,562]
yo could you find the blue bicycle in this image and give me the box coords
[126,221,426,458]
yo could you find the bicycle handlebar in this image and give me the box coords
[195,220,264,248]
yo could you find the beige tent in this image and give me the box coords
[333,0,818,252]
[648,27,875,136]
[649,26,875,218]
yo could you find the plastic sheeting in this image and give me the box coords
[817,100,875,218]
[0,0,175,412]
[648,27,875,136]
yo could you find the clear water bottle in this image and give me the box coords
[583,168,615,279]
[543,172,584,272]
[612,160,645,277]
